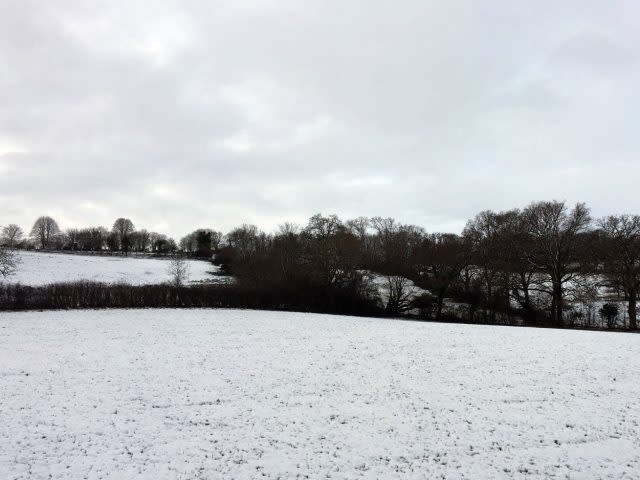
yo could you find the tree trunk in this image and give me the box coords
[436,290,445,321]
[628,291,637,330]
[554,297,563,327]
[487,283,495,324]
[552,282,563,326]
[518,273,532,312]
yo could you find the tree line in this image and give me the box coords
[1,217,222,256]
[2,200,640,330]
[214,201,639,329]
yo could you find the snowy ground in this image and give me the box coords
[0,310,638,479]
[6,251,226,286]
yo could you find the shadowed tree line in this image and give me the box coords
[214,202,640,329]
[2,200,640,330]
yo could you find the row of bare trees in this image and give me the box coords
[1,217,228,258]
[2,200,640,329]
[215,202,639,329]
[1,217,178,254]
[459,203,640,329]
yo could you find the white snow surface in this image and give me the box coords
[1,309,639,479]
[6,251,223,286]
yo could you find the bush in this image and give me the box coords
[599,303,620,329]
[0,281,384,317]
[411,293,437,320]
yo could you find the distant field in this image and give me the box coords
[6,250,226,286]
[1,309,638,479]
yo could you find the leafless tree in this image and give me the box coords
[131,229,151,252]
[413,233,470,320]
[463,210,522,322]
[112,218,135,254]
[64,228,80,250]
[1,224,24,247]
[168,255,190,288]
[305,214,343,238]
[30,216,60,249]
[502,211,538,317]
[598,215,640,329]
[225,224,264,262]
[149,233,176,254]
[180,229,224,255]
[368,217,425,276]
[346,217,370,239]
[77,227,108,251]
[370,217,397,237]
[303,214,361,288]
[0,247,18,280]
[273,224,302,283]
[347,217,379,263]
[523,201,592,326]
[384,275,419,315]
[210,231,223,251]
[278,222,300,236]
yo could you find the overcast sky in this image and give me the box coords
[1,1,639,238]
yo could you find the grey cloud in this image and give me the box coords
[1,0,639,238]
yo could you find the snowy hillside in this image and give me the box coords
[1,309,638,479]
[4,250,227,286]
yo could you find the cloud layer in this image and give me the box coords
[1,0,639,237]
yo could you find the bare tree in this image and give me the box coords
[346,217,370,239]
[74,227,107,251]
[523,201,592,326]
[413,233,469,320]
[303,214,361,288]
[503,211,538,318]
[168,255,190,288]
[383,275,419,315]
[30,216,60,249]
[368,217,425,276]
[131,229,151,252]
[273,224,302,284]
[0,247,18,280]
[64,228,80,250]
[225,224,263,262]
[370,217,397,237]
[210,230,223,252]
[112,218,135,254]
[278,222,300,236]
[598,215,640,329]
[463,210,521,322]
[179,233,195,253]
[1,224,24,247]
[346,217,376,264]
[180,229,224,255]
[305,214,343,238]
[150,233,177,254]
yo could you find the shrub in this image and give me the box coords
[599,303,620,329]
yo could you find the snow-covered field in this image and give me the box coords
[6,251,225,286]
[1,310,638,479]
